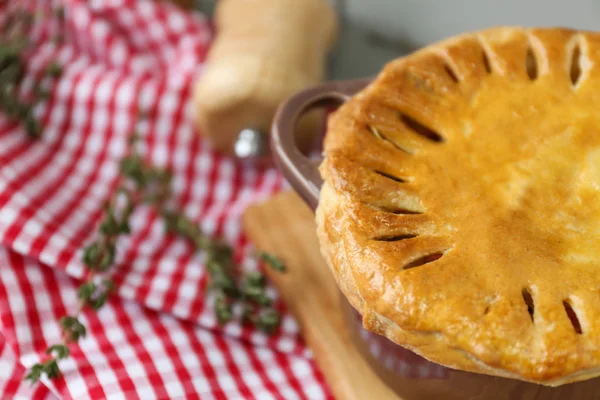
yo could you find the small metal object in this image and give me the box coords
[234,128,268,160]
[230,0,346,162]
[271,79,369,210]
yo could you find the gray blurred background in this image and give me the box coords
[198,0,600,79]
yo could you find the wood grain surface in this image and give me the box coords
[243,191,399,400]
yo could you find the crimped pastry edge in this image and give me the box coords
[316,181,600,387]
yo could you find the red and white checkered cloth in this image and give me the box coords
[0,0,332,398]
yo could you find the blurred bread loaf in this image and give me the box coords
[193,0,338,154]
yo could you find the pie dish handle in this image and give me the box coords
[271,79,370,210]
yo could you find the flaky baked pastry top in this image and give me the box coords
[316,27,600,386]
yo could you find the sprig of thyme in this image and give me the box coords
[162,211,287,330]
[0,6,65,139]
[257,251,287,272]
[24,115,172,385]
[17,1,289,388]
[25,117,287,385]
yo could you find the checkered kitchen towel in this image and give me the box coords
[0,0,331,398]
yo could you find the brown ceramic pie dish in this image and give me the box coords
[271,27,600,399]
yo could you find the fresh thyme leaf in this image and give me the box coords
[206,260,238,297]
[82,240,116,272]
[24,363,43,384]
[148,168,172,184]
[256,295,271,306]
[241,305,254,323]
[79,280,113,310]
[72,322,86,341]
[119,155,146,186]
[100,207,122,235]
[118,220,131,234]
[34,84,50,99]
[45,61,62,78]
[162,210,216,249]
[206,241,233,264]
[17,103,32,120]
[242,281,270,305]
[258,251,287,272]
[24,113,41,139]
[214,290,233,324]
[97,244,116,271]
[0,61,24,84]
[98,243,116,271]
[251,309,281,334]
[59,316,75,329]
[82,242,101,266]
[92,291,109,310]
[161,210,178,231]
[43,359,60,379]
[0,44,21,64]
[60,316,86,342]
[241,272,271,306]
[0,85,20,118]
[163,210,197,238]
[77,281,96,304]
[46,344,70,360]
[142,186,169,205]
[245,271,265,288]
[244,287,271,306]
[244,285,264,295]
[102,279,116,293]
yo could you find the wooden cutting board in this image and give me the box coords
[243,191,400,400]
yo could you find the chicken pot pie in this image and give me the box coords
[316,27,600,386]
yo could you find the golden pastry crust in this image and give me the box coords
[317,26,600,386]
